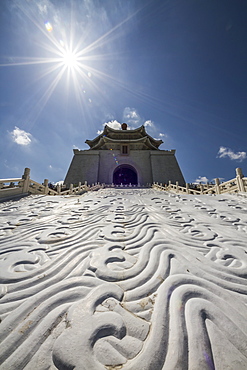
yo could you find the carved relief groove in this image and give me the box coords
[0,189,247,369]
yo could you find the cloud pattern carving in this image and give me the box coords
[0,189,247,369]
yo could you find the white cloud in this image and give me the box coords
[55,180,64,186]
[10,126,32,146]
[97,120,122,134]
[144,120,154,128]
[217,147,246,162]
[97,109,167,144]
[105,120,122,130]
[194,176,209,184]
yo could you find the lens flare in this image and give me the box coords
[44,21,53,32]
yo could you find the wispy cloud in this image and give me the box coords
[3,160,20,173]
[123,107,141,127]
[217,146,246,162]
[48,164,62,172]
[154,133,167,140]
[144,119,154,128]
[194,176,209,184]
[37,2,48,15]
[10,126,33,146]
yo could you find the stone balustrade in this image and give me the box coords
[153,167,247,195]
[0,168,106,200]
[1,167,246,200]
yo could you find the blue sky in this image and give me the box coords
[0,0,247,184]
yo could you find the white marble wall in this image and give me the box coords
[64,149,185,186]
[0,189,247,369]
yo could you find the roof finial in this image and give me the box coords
[121,123,127,130]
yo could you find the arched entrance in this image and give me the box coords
[113,165,138,185]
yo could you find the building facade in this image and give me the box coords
[64,124,185,186]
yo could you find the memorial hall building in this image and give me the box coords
[64,123,185,186]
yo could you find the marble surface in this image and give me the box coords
[0,189,247,369]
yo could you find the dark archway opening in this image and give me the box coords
[113,165,138,185]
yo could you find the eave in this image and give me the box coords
[85,125,163,149]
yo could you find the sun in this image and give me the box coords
[61,49,79,69]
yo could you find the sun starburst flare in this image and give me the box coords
[0,2,152,125]
[61,49,79,69]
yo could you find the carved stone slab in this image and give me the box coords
[0,189,247,369]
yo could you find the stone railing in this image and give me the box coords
[153,168,247,195]
[0,167,30,199]
[1,167,246,200]
[0,168,97,199]
[0,168,150,200]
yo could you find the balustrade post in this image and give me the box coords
[236,167,245,192]
[57,184,61,195]
[200,184,204,193]
[22,167,30,193]
[215,178,220,194]
[176,181,179,192]
[69,183,73,194]
[186,183,189,194]
[43,179,49,194]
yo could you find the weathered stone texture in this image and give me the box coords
[64,150,99,185]
[150,150,185,184]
